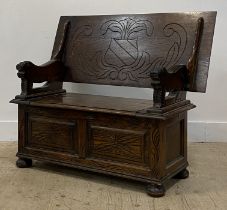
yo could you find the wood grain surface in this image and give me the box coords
[29,93,153,113]
[52,12,216,92]
[11,11,216,198]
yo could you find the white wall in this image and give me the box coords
[0,0,227,141]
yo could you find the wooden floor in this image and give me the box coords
[0,142,227,210]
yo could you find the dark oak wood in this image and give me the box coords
[15,60,66,99]
[52,12,216,93]
[16,157,32,168]
[11,11,216,197]
[16,60,65,83]
[147,182,165,197]
[173,168,189,179]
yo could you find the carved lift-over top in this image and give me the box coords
[53,12,216,91]
[13,11,216,111]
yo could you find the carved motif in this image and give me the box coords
[161,23,187,68]
[90,126,145,163]
[150,127,160,178]
[16,61,34,97]
[72,19,188,82]
[70,25,93,58]
[87,18,154,81]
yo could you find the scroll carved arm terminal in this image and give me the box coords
[16,60,66,83]
[15,60,66,99]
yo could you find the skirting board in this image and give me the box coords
[188,121,227,142]
[0,121,227,142]
[0,121,18,141]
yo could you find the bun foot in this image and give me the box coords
[173,168,189,179]
[146,183,165,197]
[16,158,32,168]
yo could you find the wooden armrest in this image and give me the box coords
[150,65,188,108]
[15,60,66,99]
[150,65,188,91]
[16,60,66,83]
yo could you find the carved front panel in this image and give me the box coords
[27,116,77,154]
[88,125,148,165]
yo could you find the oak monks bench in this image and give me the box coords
[11,11,216,197]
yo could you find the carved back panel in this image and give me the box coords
[52,12,216,92]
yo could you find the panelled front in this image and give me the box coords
[88,125,148,165]
[87,115,151,166]
[24,107,79,154]
[21,106,152,168]
[27,116,77,153]
[17,105,190,182]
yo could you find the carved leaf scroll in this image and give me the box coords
[71,18,188,83]
[100,18,154,40]
[150,127,160,178]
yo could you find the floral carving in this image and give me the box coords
[86,18,154,81]
[100,18,154,40]
[71,19,188,82]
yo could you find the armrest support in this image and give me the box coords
[15,60,66,99]
[16,60,66,82]
[150,65,188,108]
[150,17,204,108]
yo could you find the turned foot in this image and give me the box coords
[146,183,165,197]
[173,168,189,179]
[16,158,32,168]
